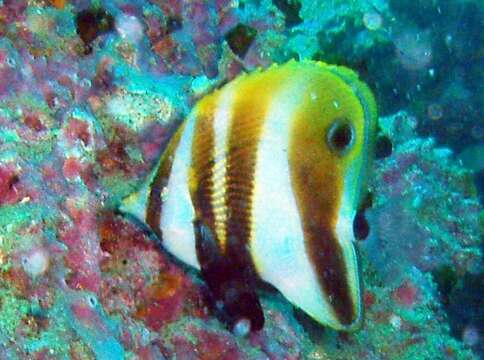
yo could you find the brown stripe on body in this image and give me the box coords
[224,81,271,271]
[289,108,355,326]
[189,95,219,241]
[146,123,186,237]
[190,89,267,330]
[191,67,287,258]
[198,67,286,331]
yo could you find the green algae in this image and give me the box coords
[23,317,71,357]
[0,128,20,144]
[91,63,186,135]
[64,293,125,360]
[104,88,174,131]
[0,95,57,162]
[0,289,29,339]
[22,294,87,359]
[0,203,47,230]
[25,6,78,57]
[161,316,204,347]
[0,203,56,274]
[68,340,96,360]
[17,138,56,165]
[99,173,142,207]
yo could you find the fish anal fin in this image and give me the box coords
[194,219,264,332]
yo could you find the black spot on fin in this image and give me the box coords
[353,211,370,240]
[194,219,264,332]
[354,191,372,241]
[375,135,393,159]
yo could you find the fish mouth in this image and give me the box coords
[322,208,364,331]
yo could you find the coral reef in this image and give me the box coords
[362,112,483,359]
[367,112,481,278]
[0,0,481,359]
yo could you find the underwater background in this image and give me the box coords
[0,0,482,359]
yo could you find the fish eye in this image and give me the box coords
[327,119,354,155]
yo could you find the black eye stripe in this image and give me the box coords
[327,119,354,155]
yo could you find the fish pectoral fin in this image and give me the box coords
[193,219,264,333]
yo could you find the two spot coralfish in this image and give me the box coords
[121,60,378,334]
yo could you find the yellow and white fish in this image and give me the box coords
[121,60,377,333]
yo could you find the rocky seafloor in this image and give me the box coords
[0,0,482,359]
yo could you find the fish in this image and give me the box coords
[120,60,378,333]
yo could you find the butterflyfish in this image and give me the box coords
[121,60,378,333]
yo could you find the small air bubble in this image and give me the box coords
[471,125,484,140]
[161,187,169,202]
[21,249,49,278]
[333,100,340,109]
[215,300,224,310]
[80,78,91,88]
[389,314,402,329]
[88,296,97,307]
[6,57,16,68]
[233,318,251,337]
[428,68,435,77]
[427,103,443,121]
[363,12,383,31]
[462,325,480,347]
[445,34,453,47]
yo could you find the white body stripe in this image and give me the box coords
[160,113,200,269]
[211,88,236,249]
[250,80,341,328]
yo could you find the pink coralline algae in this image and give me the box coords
[393,281,419,308]
[0,1,481,359]
[96,213,310,358]
[145,0,285,78]
[0,163,22,206]
[364,112,481,279]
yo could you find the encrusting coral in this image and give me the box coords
[0,1,481,359]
